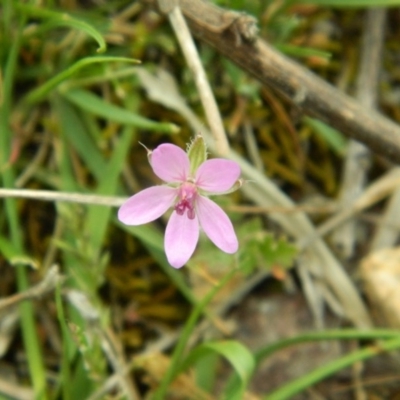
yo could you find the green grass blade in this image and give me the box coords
[55,96,106,180]
[304,116,347,155]
[14,3,107,52]
[0,236,39,269]
[62,88,180,134]
[225,329,400,399]
[85,123,135,253]
[25,56,139,104]
[266,336,400,400]
[275,44,332,59]
[0,10,47,399]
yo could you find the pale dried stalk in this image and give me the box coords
[243,121,264,172]
[0,187,337,214]
[332,9,386,257]
[369,12,400,250]
[15,131,50,188]
[371,186,400,250]
[300,169,400,250]
[0,188,125,206]
[97,327,140,400]
[0,378,33,400]
[167,6,230,156]
[42,217,64,271]
[0,265,62,312]
[228,203,337,214]
[66,291,139,400]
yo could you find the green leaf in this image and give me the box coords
[275,44,331,60]
[236,219,297,274]
[180,341,255,400]
[0,14,47,399]
[260,235,298,268]
[226,329,400,400]
[55,96,106,181]
[84,123,135,254]
[304,116,347,155]
[222,59,261,100]
[62,88,180,134]
[14,3,107,52]
[0,236,39,269]
[194,353,219,393]
[25,56,139,104]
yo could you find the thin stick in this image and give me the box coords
[167,6,230,156]
[0,188,126,206]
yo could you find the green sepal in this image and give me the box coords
[187,134,207,177]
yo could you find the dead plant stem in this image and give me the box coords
[0,188,125,206]
[167,6,230,156]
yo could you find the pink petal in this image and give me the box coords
[165,212,199,268]
[195,159,240,193]
[151,144,190,183]
[118,186,177,225]
[196,196,238,253]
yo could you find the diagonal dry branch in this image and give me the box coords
[143,0,400,164]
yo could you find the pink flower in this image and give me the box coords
[118,141,241,268]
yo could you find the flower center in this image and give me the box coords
[174,182,197,220]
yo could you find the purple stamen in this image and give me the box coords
[174,199,195,219]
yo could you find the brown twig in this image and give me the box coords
[143,0,400,163]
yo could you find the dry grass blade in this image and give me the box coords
[166,5,230,156]
[0,378,34,400]
[0,189,126,206]
[300,169,400,249]
[0,266,62,312]
[333,8,387,257]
